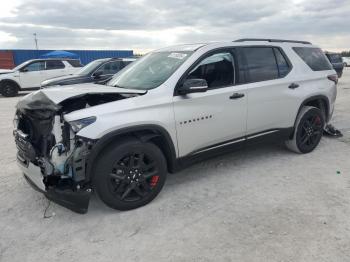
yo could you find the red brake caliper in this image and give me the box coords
[150,176,159,187]
[315,116,321,125]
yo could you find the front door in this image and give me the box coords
[173,50,247,157]
[19,61,46,88]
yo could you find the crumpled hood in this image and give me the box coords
[36,83,146,104]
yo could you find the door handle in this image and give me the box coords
[288,83,299,89]
[229,93,245,99]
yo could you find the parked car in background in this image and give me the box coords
[14,39,337,213]
[325,52,344,78]
[0,58,82,97]
[342,56,350,67]
[41,58,136,88]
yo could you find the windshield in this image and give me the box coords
[77,60,105,75]
[108,51,193,90]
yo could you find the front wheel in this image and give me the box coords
[1,81,19,97]
[285,106,325,154]
[93,138,167,211]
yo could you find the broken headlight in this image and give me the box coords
[69,116,96,132]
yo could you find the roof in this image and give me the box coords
[153,39,314,53]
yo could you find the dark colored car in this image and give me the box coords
[325,52,344,78]
[41,57,136,88]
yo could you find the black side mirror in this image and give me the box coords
[20,68,28,73]
[178,78,208,95]
[92,71,103,79]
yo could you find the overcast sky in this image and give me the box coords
[0,0,349,53]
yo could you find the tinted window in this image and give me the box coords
[46,60,65,70]
[186,52,234,89]
[274,48,290,77]
[243,47,278,82]
[293,47,332,71]
[326,54,342,63]
[66,60,83,67]
[99,61,122,75]
[23,61,45,72]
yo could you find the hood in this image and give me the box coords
[41,74,87,87]
[42,83,146,104]
[17,83,147,111]
[0,69,13,75]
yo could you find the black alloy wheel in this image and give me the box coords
[93,138,167,210]
[108,152,160,202]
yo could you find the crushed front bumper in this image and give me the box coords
[17,154,92,214]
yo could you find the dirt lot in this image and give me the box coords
[1,69,350,262]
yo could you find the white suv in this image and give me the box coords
[14,39,337,213]
[0,58,82,97]
[342,56,350,67]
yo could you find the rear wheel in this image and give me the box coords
[93,138,167,210]
[1,81,19,97]
[285,106,325,154]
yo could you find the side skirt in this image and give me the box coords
[175,128,293,171]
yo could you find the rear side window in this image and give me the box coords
[242,47,279,82]
[293,47,332,71]
[46,60,65,70]
[273,48,290,77]
[66,60,83,67]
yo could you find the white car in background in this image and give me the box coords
[342,57,350,67]
[0,58,82,97]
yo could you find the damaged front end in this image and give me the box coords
[13,89,140,213]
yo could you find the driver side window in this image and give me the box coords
[23,61,45,72]
[186,52,235,89]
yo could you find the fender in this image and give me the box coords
[0,78,21,90]
[294,95,330,128]
[83,124,178,180]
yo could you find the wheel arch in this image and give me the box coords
[295,95,330,127]
[85,125,178,181]
[0,78,21,90]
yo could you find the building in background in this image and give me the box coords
[0,49,134,69]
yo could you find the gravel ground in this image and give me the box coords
[0,69,350,262]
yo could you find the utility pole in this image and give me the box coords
[33,33,39,50]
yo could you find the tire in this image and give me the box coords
[1,81,19,97]
[93,137,167,211]
[285,106,325,154]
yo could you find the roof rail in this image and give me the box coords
[234,38,311,45]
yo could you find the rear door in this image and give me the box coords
[239,46,298,135]
[43,60,67,81]
[173,49,248,157]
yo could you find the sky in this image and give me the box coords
[0,0,349,53]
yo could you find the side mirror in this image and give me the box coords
[20,68,28,73]
[178,78,208,95]
[92,71,103,79]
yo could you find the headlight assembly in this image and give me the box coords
[69,116,96,132]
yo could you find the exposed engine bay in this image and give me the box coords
[14,90,142,213]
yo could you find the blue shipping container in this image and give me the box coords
[0,49,133,66]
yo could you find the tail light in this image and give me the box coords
[328,74,338,84]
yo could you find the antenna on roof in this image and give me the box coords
[33,33,39,51]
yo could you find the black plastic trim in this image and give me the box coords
[234,38,311,45]
[84,124,178,178]
[23,174,91,214]
[177,128,293,169]
[297,95,330,124]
